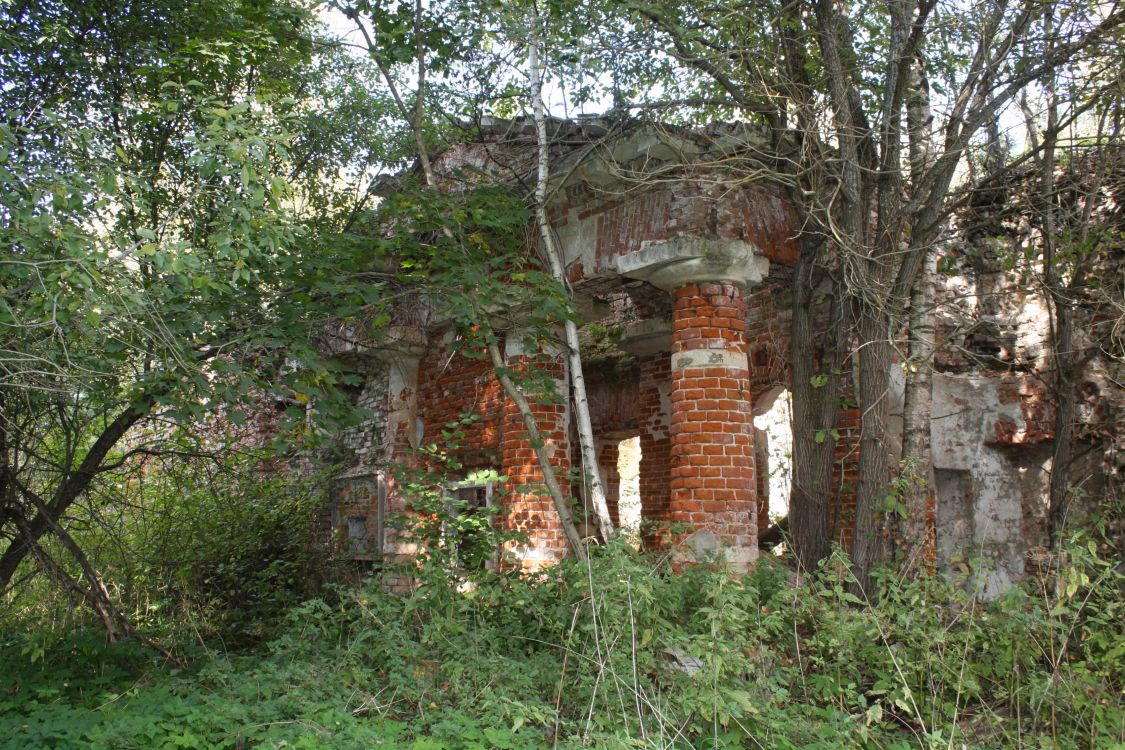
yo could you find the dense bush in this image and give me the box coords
[0,444,333,648]
[124,455,333,642]
[2,527,1121,749]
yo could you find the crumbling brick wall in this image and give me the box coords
[322,120,1122,588]
[415,341,505,468]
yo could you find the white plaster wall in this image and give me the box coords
[885,368,1051,596]
[930,374,1049,596]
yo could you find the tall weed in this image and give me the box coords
[1,529,1121,748]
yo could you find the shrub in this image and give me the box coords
[1,525,1121,748]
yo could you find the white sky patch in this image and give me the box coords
[753,390,792,521]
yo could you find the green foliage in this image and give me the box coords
[116,450,333,643]
[0,0,401,627]
[0,0,392,431]
[1,435,333,647]
[2,532,1121,748]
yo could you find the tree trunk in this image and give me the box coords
[899,249,937,571]
[0,400,149,590]
[850,305,893,596]
[527,7,614,542]
[13,501,180,662]
[1047,300,1078,542]
[1034,27,1077,545]
[895,54,939,572]
[788,236,843,572]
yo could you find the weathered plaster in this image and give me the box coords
[930,374,1049,596]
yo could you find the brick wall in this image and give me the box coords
[745,284,791,402]
[371,337,573,572]
[499,355,571,568]
[584,364,640,433]
[415,343,505,466]
[557,179,800,288]
[597,439,621,527]
[638,352,672,543]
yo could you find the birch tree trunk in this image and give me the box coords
[900,249,937,571]
[898,56,938,572]
[526,4,615,542]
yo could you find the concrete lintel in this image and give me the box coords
[372,325,427,362]
[615,237,769,291]
[620,317,672,356]
[504,328,565,360]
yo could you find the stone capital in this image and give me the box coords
[615,237,769,292]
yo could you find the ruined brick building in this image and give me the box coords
[324,118,1122,592]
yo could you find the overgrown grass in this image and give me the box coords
[2,533,1122,749]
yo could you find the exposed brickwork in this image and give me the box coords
[499,355,571,569]
[745,284,791,402]
[668,283,757,566]
[334,283,805,573]
[569,181,800,284]
[584,365,640,434]
[715,184,800,265]
[337,372,389,478]
[638,352,672,543]
[355,338,574,574]
[415,344,505,466]
[597,439,622,527]
[594,192,673,272]
[989,375,1056,445]
[917,488,938,568]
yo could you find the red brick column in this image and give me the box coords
[499,345,571,570]
[668,283,757,568]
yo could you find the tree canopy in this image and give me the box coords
[0,0,400,618]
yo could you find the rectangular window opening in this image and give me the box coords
[444,477,497,571]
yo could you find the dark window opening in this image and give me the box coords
[445,480,496,571]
